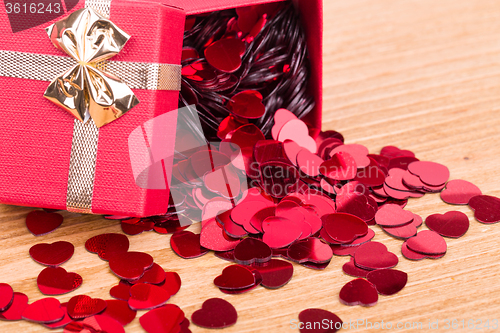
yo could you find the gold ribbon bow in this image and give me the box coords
[44,7,139,128]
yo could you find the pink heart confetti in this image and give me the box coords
[440,179,482,205]
[406,230,447,255]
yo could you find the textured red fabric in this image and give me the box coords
[0,0,322,217]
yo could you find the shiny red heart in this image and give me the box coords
[233,238,272,265]
[277,119,317,153]
[366,268,408,296]
[320,151,357,181]
[37,267,82,295]
[219,267,262,294]
[342,258,371,278]
[381,213,422,239]
[108,252,154,281]
[330,144,370,169]
[170,231,209,259]
[298,308,342,333]
[110,280,131,301]
[408,161,449,186]
[121,219,154,236]
[296,149,324,177]
[425,211,469,238]
[401,241,445,260]
[205,38,245,73]
[259,161,300,198]
[67,295,106,320]
[262,216,303,249]
[129,283,171,310]
[335,191,377,223]
[85,233,130,261]
[0,283,14,311]
[468,195,500,224]
[200,219,241,251]
[339,278,378,307]
[440,179,482,205]
[101,300,136,326]
[272,109,297,140]
[25,210,63,236]
[22,297,64,324]
[406,230,447,255]
[354,241,399,270]
[218,116,249,140]
[214,265,256,290]
[132,263,167,285]
[354,157,386,187]
[322,213,368,244]
[375,204,414,227]
[217,210,248,238]
[252,259,293,289]
[287,238,333,264]
[230,200,274,234]
[0,292,28,320]
[157,272,182,297]
[29,241,74,267]
[380,146,415,159]
[140,304,185,333]
[227,90,266,119]
[191,298,238,329]
[81,315,125,333]
[43,302,71,329]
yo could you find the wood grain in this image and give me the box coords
[1,0,500,331]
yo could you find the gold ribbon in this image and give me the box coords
[44,7,139,128]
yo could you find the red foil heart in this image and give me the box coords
[25,210,63,236]
[322,213,368,244]
[132,263,167,285]
[320,151,357,181]
[406,230,447,255]
[233,238,272,265]
[381,213,422,239]
[354,242,399,270]
[287,237,333,264]
[22,297,64,324]
[0,283,14,311]
[401,241,445,260]
[425,211,469,238]
[29,241,74,267]
[108,252,154,281]
[200,218,241,251]
[407,161,449,186]
[67,295,107,320]
[366,269,408,296]
[339,278,378,307]
[80,315,125,333]
[191,298,238,329]
[214,265,256,290]
[110,280,131,301]
[37,267,82,295]
[170,231,209,259]
[43,302,71,329]
[375,204,414,227]
[227,90,266,119]
[440,179,482,205]
[262,216,303,249]
[342,258,371,278]
[85,233,130,261]
[157,272,182,297]
[330,144,370,169]
[298,308,342,333]
[468,195,500,224]
[0,292,28,321]
[205,38,245,73]
[139,304,185,333]
[252,259,293,289]
[129,283,171,310]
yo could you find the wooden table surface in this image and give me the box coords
[2,0,500,332]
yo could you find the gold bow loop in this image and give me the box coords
[44,7,139,128]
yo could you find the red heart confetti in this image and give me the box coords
[401,241,445,261]
[85,233,130,261]
[0,283,14,312]
[101,300,136,326]
[287,237,333,264]
[298,308,342,333]
[200,218,241,251]
[425,211,469,238]
[366,269,408,296]
[79,315,125,333]
[214,265,256,290]
[29,241,74,267]
[132,263,167,285]
[407,161,450,186]
[157,272,182,297]
[233,238,272,265]
[354,242,399,270]
[37,267,82,295]
[381,213,423,239]
[191,298,238,329]
[110,280,131,301]
[22,297,65,324]
[406,230,447,255]
[43,302,71,329]
[262,216,303,248]
[25,210,63,236]
[342,258,371,278]
[440,179,482,205]
[252,259,293,289]
[205,38,245,73]
[468,195,500,224]
[227,90,266,119]
[129,283,171,310]
[330,144,370,169]
[0,292,28,321]
[322,213,368,244]
[375,204,414,227]
[170,231,209,259]
[339,278,378,307]
[140,304,185,333]
[108,252,154,281]
[320,151,357,181]
[67,295,107,320]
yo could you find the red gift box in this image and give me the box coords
[0,0,322,217]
